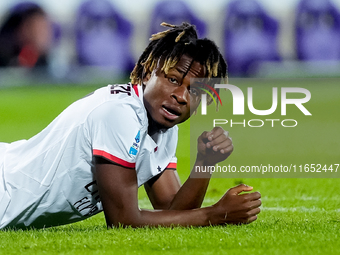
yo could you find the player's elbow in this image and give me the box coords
[106,209,144,228]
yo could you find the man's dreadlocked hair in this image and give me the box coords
[130,22,227,105]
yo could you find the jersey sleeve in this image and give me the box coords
[87,100,145,168]
[166,156,177,170]
[164,126,178,170]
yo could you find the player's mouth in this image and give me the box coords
[161,105,181,120]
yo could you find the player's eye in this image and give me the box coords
[189,87,201,98]
[168,77,179,84]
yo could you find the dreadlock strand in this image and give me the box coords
[212,61,219,77]
[161,22,177,28]
[130,66,138,84]
[142,53,154,69]
[168,58,179,71]
[150,30,171,41]
[161,40,185,74]
[206,59,212,78]
[175,30,186,42]
[162,57,178,74]
[161,57,171,73]
[149,59,158,73]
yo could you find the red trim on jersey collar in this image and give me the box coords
[132,84,139,97]
[93,149,136,168]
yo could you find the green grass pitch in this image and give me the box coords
[0,80,339,255]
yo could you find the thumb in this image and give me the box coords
[229,184,253,195]
[199,131,210,141]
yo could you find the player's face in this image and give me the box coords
[143,54,205,130]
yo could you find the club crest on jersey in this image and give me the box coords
[129,130,140,155]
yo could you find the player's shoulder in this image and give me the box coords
[96,83,142,106]
[88,83,146,126]
[92,83,136,99]
[108,83,144,115]
[109,83,137,97]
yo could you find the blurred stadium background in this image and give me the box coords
[1,0,340,87]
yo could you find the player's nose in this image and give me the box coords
[171,84,189,105]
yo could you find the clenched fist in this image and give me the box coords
[211,184,262,225]
[197,126,233,165]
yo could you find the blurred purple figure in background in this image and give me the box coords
[75,0,134,74]
[0,2,53,68]
[224,0,281,76]
[295,0,340,60]
[150,0,206,38]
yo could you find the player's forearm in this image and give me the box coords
[168,155,212,210]
[110,206,219,228]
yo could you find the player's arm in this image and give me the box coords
[144,169,181,210]
[96,156,209,227]
[95,156,261,228]
[144,127,236,211]
[144,167,211,210]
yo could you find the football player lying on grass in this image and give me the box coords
[0,22,261,229]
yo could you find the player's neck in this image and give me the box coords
[147,114,167,136]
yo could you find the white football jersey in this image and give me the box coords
[0,84,178,229]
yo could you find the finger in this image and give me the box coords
[239,210,260,224]
[207,133,231,147]
[212,139,234,154]
[220,144,233,154]
[247,215,258,224]
[199,131,209,140]
[241,191,261,202]
[198,131,210,144]
[209,129,229,142]
[247,199,262,210]
[228,184,253,195]
[212,140,232,153]
[207,127,226,142]
[247,207,261,217]
[208,126,225,135]
[206,133,231,149]
[232,217,255,225]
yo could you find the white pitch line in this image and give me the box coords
[261,196,340,202]
[261,207,340,212]
[201,197,340,204]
